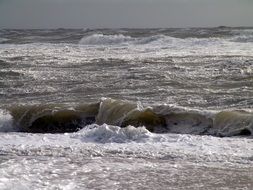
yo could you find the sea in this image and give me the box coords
[0,27,253,189]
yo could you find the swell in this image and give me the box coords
[2,98,253,137]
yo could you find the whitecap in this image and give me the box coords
[72,124,151,143]
[79,34,134,45]
[0,109,17,132]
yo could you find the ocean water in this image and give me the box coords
[0,27,253,189]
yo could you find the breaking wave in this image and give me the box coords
[0,109,16,132]
[79,33,182,46]
[73,124,151,143]
[1,98,252,137]
[230,35,253,43]
[230,29,253,43]
[79,34,134,45]
[78,33,231,50]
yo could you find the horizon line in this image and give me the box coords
[1,26,253,30]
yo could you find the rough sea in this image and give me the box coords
[0,27,253,189]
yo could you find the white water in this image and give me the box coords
[1,28,253,189]
[0,124,253,189]
[1,124,253,164]
[1,34,252,67]
[78,33,253,58]
[0,36,252,73]
[0,110,15,132]
[79,34,134,45]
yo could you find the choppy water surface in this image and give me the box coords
[0,28,253,189]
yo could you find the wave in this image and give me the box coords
[212,111,253,137]
[229,29,253,43]
[73,124,150,143]
[2,98,252,137]
[9,103,99,133]
[78,33,232,52]
[230,35,253,43]
[79,34,134,45]
[0,110,16,132]
[79,33,182,46]
[0,38,8,43]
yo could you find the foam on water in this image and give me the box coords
[79,34,178,46]
[1,35,253,63]
[0,122,253,189]
[78,33,253,57]
[0,123,252,165]
[0,110,16,132]
[73,124,151,143]
[79,34,134,45]
[1,28,253,189]
[230,29,253,43]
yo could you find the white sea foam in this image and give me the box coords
[230,29,253,43]
[2,35,253,63]
[77,33,253,58]
[230,35,253,43]
[79,33,186,46]
[72,124,151,143]
[0,110,16,132]
[0,123,252,189]
[79,34,134,45]
[1,28,253,189]
[0,124,252,165]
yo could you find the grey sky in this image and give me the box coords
[0,0,252,28]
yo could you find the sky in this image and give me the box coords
[0,0,253,28]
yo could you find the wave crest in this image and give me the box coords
[79,34,133,45]
[0,109,16,132]
[73,124,150,143]
[9,103,99,133]
[4,98,253,137]
[78,33,227,51]
[79,33,177,46]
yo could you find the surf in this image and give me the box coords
[0,98,251,137]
